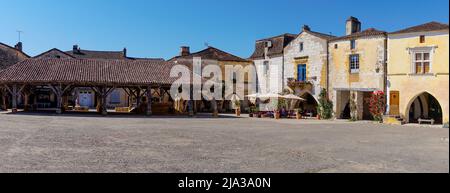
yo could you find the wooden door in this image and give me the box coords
[390,91,400,116]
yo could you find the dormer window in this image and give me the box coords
[264,41,272,48]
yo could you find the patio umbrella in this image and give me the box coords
[282,94,305,110]
[282,94,305,101]
[259,93,284,99]
[245,93,261,98]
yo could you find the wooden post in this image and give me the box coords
[188,86,194,116]
[49,84,71,114]
[146,86,152,116]
[212,98,218,118]
[101,87,108,116]
[159,87,164,103]
[136,88,142,109]
[1,88,6,110]
[4,85,25,113]
[92,86,114,116]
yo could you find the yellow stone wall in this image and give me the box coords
[329,36,386,92]
[388,30,449,123]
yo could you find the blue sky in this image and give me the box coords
[1,0,448,59]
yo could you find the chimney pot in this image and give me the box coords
[73,45,80,53]
[302,25,311,32]
[123,47,127,57]
[180,46,190,56]
[14,42,23,51]
[346,16,361,35]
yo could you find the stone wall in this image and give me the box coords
[0,43,28,70]
[254,56,284,94]
[284,31,328,99]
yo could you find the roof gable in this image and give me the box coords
[171,46,249,63]
[66,49,126,59]
[390,21,449,34]
[330,28,386,42]
[34,48,75,59]
[249,33,297,59]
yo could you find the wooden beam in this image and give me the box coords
[146,86,152,116]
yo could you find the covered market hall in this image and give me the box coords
[0,58,214,116]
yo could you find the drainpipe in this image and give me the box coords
[326,40,330,98]
[384,36,389,115]
[282,54,285,92]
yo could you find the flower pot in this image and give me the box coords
[274,111,280,119]
[295,112,301,120]
[235,108,241,117]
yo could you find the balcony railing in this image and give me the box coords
[287,78,313,90]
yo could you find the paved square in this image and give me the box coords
[0,113,448,173]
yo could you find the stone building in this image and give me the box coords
[283,25,335,115]
[386,22,449,125]
[249,34,297,94]
[0,42,29,70]
[170,46,254,112]
[328,17,387,120]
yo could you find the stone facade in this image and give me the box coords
[254,56,284,94]
[329,35,387,120]
[387,29,449,124]
[0,42,29,70]
[283,30,330,99]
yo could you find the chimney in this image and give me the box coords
[180,46,190,56]
[346,16,361,35]
[14,42,23,51]
[123,47,127,57]
[73,45,80,54]
[302,25,311,32]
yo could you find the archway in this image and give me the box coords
[298,92,318,117]
[407,92,443,124]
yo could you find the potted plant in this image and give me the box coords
[248,107,254,117]
[234,100,241,117]
[294,108,302,120]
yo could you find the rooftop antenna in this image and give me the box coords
[16,30,23,42]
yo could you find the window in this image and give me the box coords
[334,44,338,49]
[413,52,431,74]
[420,35,425,43]
[297,64,307,81]
[299,42,304,52]
[263,61,269,75]
[350,40,356,50]
[349,54,360,73]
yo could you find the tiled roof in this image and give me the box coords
[390,21,449,34]
[249,33,297,59]
[0,42,30,70]
[66,49,126,59]
[0,58,180,86]
[170,46,249,63]
[330,28,387,42]
[306,30,335,40]
[34,48,75,59]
